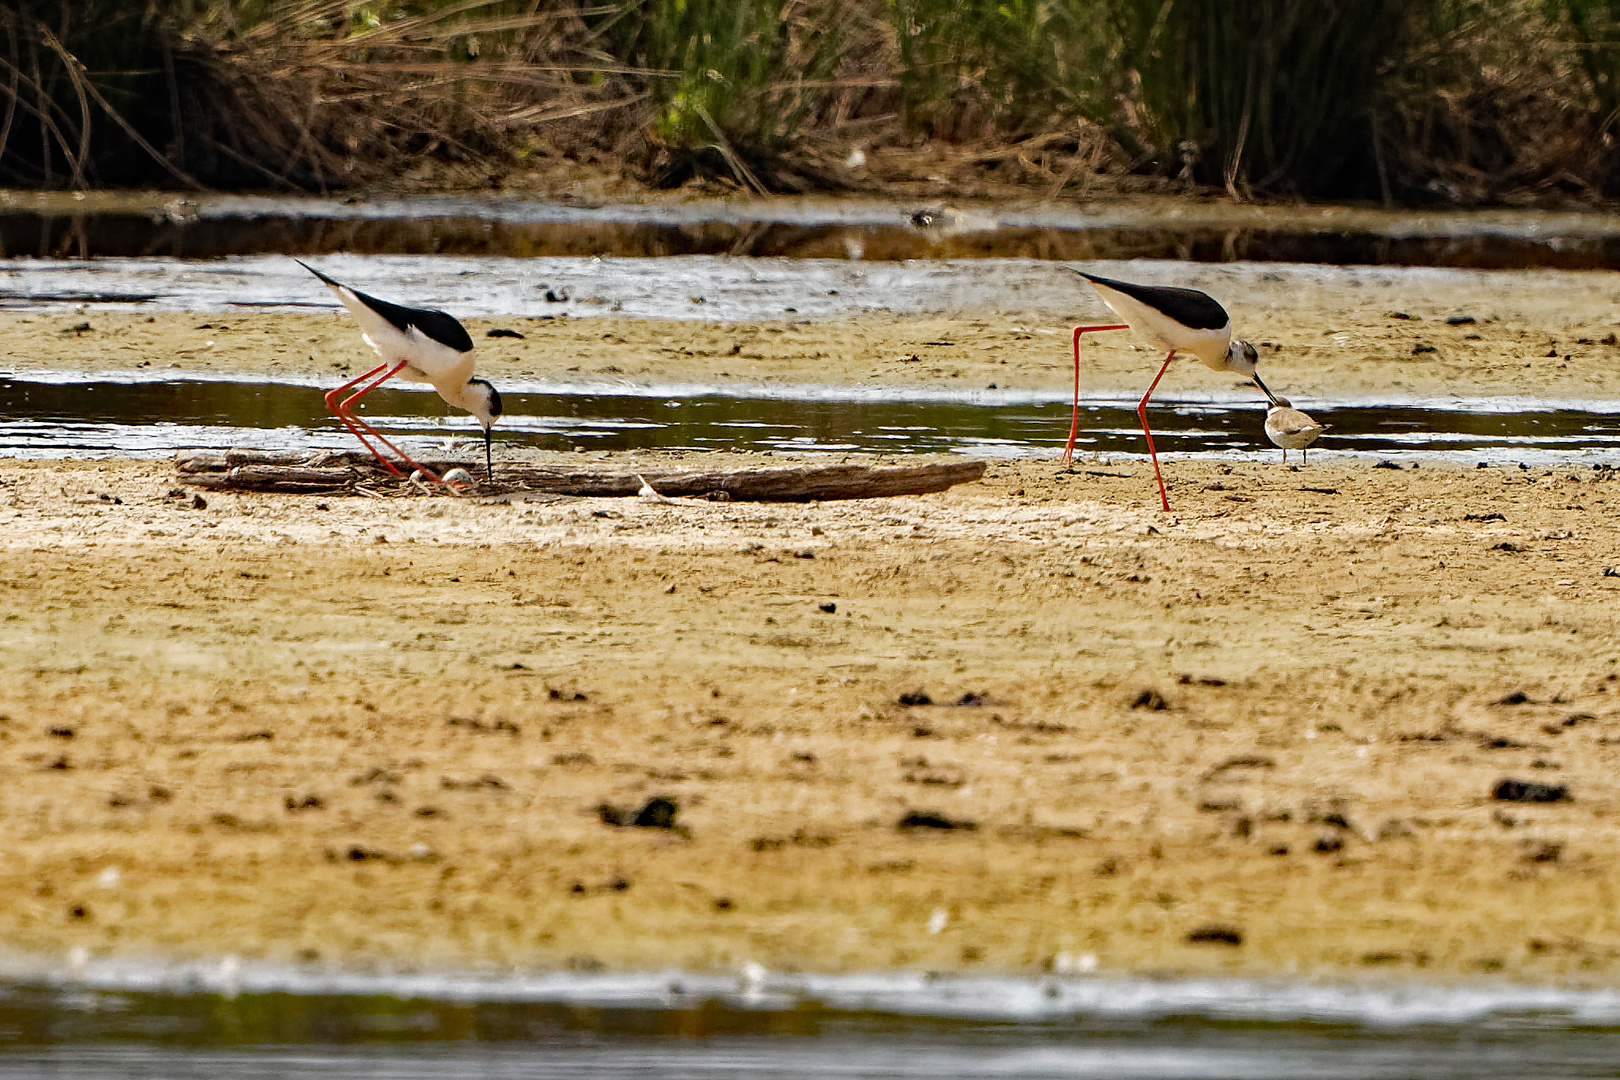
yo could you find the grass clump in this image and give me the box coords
[593,0,853,190]
[1100,0,1417,197]
[885,0,1105,139]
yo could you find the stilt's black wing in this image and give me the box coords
[349,289,475,354]
[297,260,474,353]
[1072,270,1229,331]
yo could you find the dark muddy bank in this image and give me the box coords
[8,194,1620,268]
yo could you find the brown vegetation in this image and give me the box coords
[3,1,1620,202]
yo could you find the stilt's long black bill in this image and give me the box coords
[484,426,494,482]
[1251,372,1280,406]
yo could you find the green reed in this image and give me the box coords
[1101,0,1421,196]
[591,0,850,186]
[885,0,1107,137]
[1551,0,1620,141]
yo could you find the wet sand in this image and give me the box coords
[6,261,1620,399]
[3,273,1620,985]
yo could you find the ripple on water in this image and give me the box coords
[3,955,1620,1079]
[3,374,1620,466]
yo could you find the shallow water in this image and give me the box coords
[5,193,1620,269]
[9,1023,1620,1080]
[4,374,1620,467]
[5,964,1620,1080]
[1,253,1079,320]
[2,252,1614,324]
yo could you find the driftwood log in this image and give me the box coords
[175,449,987,502]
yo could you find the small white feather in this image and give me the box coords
[636,474,675,503]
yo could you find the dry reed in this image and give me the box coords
[0,0,1617,202]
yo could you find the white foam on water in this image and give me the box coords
[0,254,1602,323]
[12,367,1620,414]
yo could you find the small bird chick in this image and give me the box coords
[1264,397,1328,464]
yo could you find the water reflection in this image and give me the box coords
[6,203,1620,269]
[2,376,1620,465]
[2,985,1619,1080]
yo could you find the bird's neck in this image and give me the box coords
[435,379,474,411]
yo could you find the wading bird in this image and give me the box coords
[1264,397,1328,464]
[300,261,502,482]
[1064,268,1277,511]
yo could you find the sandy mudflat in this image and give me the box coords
[3,264,1620,984]
[6,262,1620,400]
[1,451,1619,982]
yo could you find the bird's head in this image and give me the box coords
[1269,395,1292,410]
[464,377,503,427]
[1225,338,1259,375]
[1226,339,1279,404]
[464,378,503,479]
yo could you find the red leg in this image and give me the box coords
[1138,350,1177,512]
[324,361,443,482]
[336,360,445,483]
[1063,324,1130,465]
[337,363,414,473]
[325,363,397,472]
[327,363,409,475]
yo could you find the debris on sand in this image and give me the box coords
[1492,779,1571,803]
[600,796,683,831]
[1186,924,1243,946]
[897,810,976,832]
[1131,689,1168,711]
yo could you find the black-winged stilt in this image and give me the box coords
[299,261,503,482]
[1264,397,1328,464]
[1063,268,1278,511]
